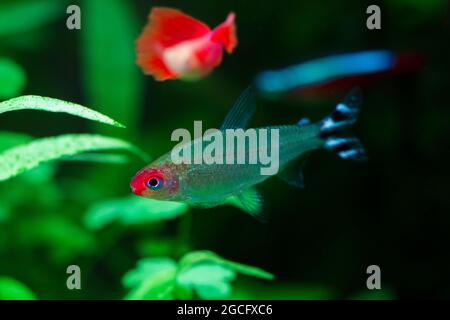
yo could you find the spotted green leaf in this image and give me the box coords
[0,134,149,181]
[0,131,32,152]
[0,131,55,183]
[0,95,125,128]
[177,263,236,299]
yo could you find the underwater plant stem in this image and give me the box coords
[177,211,192,255]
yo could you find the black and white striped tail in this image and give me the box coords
[319,88,367,161]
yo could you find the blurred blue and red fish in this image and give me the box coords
[254,50,424,99]
[136,7,237,81]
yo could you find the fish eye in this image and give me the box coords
[146,177,163,191]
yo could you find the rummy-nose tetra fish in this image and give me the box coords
[130,87,366,221]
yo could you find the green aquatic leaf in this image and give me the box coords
[219,259,275,281]
[123,258,177,288]
[0,131,55,183]
[0,277,36,300]
[84,195,189,230]
[176,251,274,299]
[123,258,178,300]
[177,263,236,299]
[179,251,275,280]
[124,251,274,300]
[0,134,149,182]
[0,132,58,203]
[81,0,143,133]
[0,0,66,37]
[0,95,125,128]
[0,131,32,152]
[0,58,26,99]
[124,270,176,300]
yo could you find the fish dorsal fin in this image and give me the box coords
[220,87,256,130]
[226,187,266,222]
[277,155,309,188]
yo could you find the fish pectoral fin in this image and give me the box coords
[226,187,266,222]
[220,86,256,130]
[276,154,309,188]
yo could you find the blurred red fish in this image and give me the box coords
[136,7,237,81]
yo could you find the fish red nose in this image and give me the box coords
[130,180,137,195]
[130,170,151,196]
[130,183,138,195]
[130,177,143,196]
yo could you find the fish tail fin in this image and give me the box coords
[211,12,237,53]
[319,88,367,161]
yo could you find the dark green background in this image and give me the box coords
[0,0,449,299]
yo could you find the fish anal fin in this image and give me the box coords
[277,155,309,188]
[226,188,266,222]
